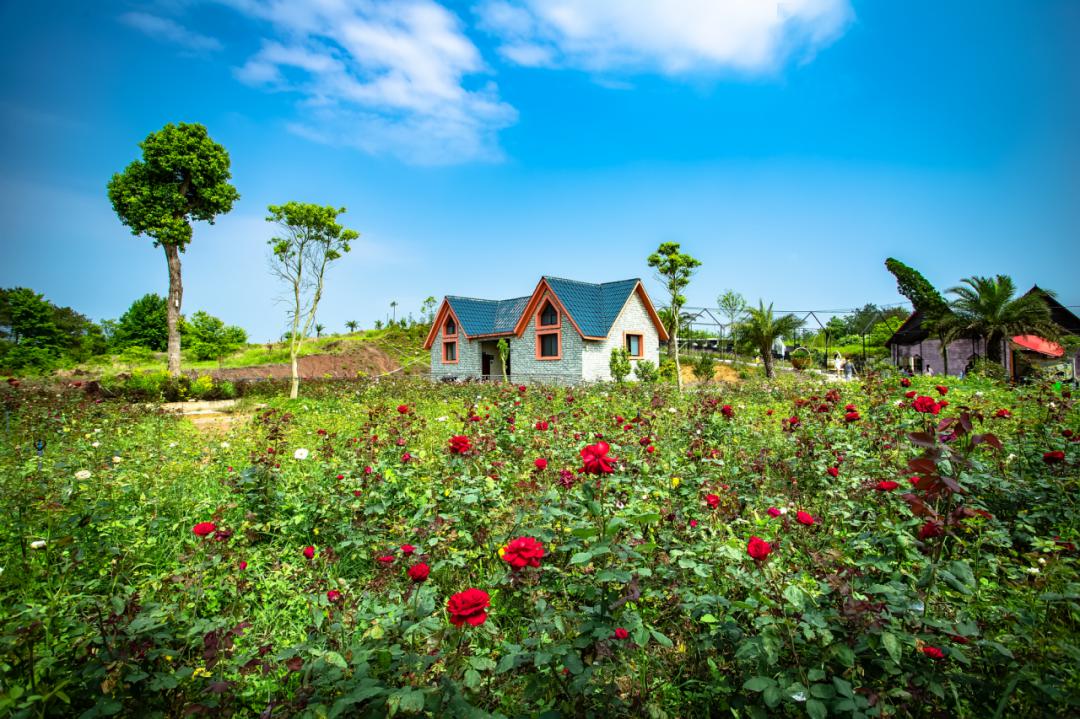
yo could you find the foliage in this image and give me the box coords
[633,359,658,383]
[108,122,239,374]
[0,288,107,372]
[648,242,701,391]
[737,301,805,379]
[185,311,248,362]
[885,258,949,318]
[266,202,358,399]
[691,352,716,382]
[111,293,169,352]
[609,346,631,383]
[948,276,1056,364]
[496,338,510,381]
[98,370,237,401]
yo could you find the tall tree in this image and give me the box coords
[390,300,398,323]
[345,320,359,333]
[717,289,746,361]
[885,258,956,374]
[421,296,437,323]
[108,123,239,375]
[267,202,357,399]
[948,275,1055,365]
[647,242,701,391]
[112,293,169,351]
[736,301,804,379]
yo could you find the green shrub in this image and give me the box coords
[633,359,658,383]
[658,357,678,383]
[609,347,631,382]
[691,353,715,382]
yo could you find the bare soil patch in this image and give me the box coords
[206,345,425,382]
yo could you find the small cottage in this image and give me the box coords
[424,276,669,383]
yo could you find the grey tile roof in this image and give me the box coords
[446,296,530,337]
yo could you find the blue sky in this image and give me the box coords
[1,0,1077,341]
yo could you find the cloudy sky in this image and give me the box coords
[2,1,1077,339]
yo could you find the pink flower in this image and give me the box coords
[327,589,343,603]
[238,561,247,571]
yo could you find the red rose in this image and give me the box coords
[408,562,430,582]
[518,385,526,392]
[580,441,615,475]
[192,521,216,537]
[918,520,943,540]
[875,480,899,491]
[377,555,395,565]
[353,490,362,497]
[705,493,721,509]
[1043,450,1065,464]
[449,435,472,455]
[767,507,781,518]
[721,404,734,418]
[844,411,860,422]
[303,545,315,559]
[613,627,630,640]
[401,452,412,463]
[689,519,698,528]
[327,590,343,603]
[447,588,490,627]
[336,474,344,480]
[397,404,409,414]
[826,466,839,478]
[534,458,548,470]
[534,420,549,431]
[501,536,545,570]
[905,390,917,399]
[935,385,948,396]
[238,560,247,571]
[796,511,815,526]
[1062,429,1073,438]
[747,536,773,560]
[766,409,774,416]
[994,409,1011,419]
[921,646,944,659]
[401,544,415,555]
[900,377,912,387]
[844,403,856,411]
[912,396,940,414]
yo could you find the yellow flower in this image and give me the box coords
[313,528,319,535]
[164,655,173,662]
[193,667,212,678]
[671,477,681,488]
[497,546,506,558]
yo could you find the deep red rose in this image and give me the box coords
[816,403,830,414]
[900,377,912,387]
[767,507,781,518]
[447,588,490,627]
[748,536,773,560]
[721,404,734,418]
[844,411,860,422]
[303,545,316,559]
[327,590,343,603]
[613,627,630,640]
[401,452,412,463]
[1043,450,1065,464]
[534,458,548,470]
[904,390,917,399]
[875,480,900,491]
[518,385,527,392]
[408,562,430,582]
[689,519,698,528]
[646,445,655,453]
[400,544,415,555]
[397,404,409,414]
[994,408,1011,419]
[918,520,943,540]
[1063,429,1074,438]
[935,385,948,396]
[192,522,216,537]
[844,403,856,411]
[449,435,472,455]
[766,409,774,416]
[353,490,362,497]
[502,536,545,570]
[705,493,721,509]
[580,441,615,475]
[909,475,922,486]
[826,466,839,478]
[336,474,344,480]
[535,420,549,430]
[238,561,247,571]
[796,511,815,526]
[921,646,944,659]
[377,555,395,565]
[912,396,940,414]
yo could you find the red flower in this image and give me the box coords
[401,452,412,463]
[192,521,216,537]
[844,411,860,422]
[844,403,856,411]
[534,420,549,430]
[795,511,815,526]
[912,396,941,414]
[900,377,912,387]
[518,385,526,392]
[303,545,315,559]
[580,441,615,475]
[238,561,247,571]
[327,589,343,603]
[501,536,545,570]
[904,390,917,399]
[400,544,415,555]
[534,458,548,470]
[449,435,472,455]
[447,588,491,627]
[747,536,773,560]
[336,473,344,480]
[364,465,373,475]
[613,627,630,640]
[1062,429,1074,438]
[705,493,721,509]
[397,404,409,414]
[826,466,839,478]
[875,480,900,491]
[784,416,801,431]
[935,385,948,396]
[646,445,655,454]
[377,555,395,565]
[921,646,944,659]
[994,408,1011,419]
[408,562,430,582]
[918,520,943,540]
[767,507,781,518]
[721,404,734,418]
[1043,450,1065,464]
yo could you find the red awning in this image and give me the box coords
[1012,335,1064,357]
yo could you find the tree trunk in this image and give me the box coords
[673,326,683,391]
[764,347,775,379]
[164,243,183,376]
[289,353,300,399]
[939,332,950,376]
[986,332,1002,365]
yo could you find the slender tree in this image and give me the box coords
[345,320,359,333]
[108,123,239,375]
[390,301,398,323]
[948,275,1055,365]
[267,202,358,399]
[736,301,805,379]
[647,243,701,390]
[315,323,325,338]
[717,289,746,362]
[421,296,437,324]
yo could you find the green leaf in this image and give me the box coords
[783,584,807,610]
[563,651,584,675]
[464,669,481,690]
[397,688,425,713]
[806,698,827,719]
[882,632,901,664]
[323,651,347,669]
[649,629,673,648]
[808,668,826,682]
[832,676,854,698]
[570,551,593,565]
[496,654,517,673]
[700,614,719,624]
[763,685,782,708]
[743,676,774,692]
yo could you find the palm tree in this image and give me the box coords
[948,275,1055,365]
[314,323,325,338]
[345,320,358,333]
[736,301,804,379]
[390,300,398,323]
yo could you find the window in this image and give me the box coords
[444,318,456,336]
[443,341,457,363]
[539,301,558,327]
[537,332,560,359]
[625,333,643,358]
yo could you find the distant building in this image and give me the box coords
[885,286,1079,380]
[424,276,669,383]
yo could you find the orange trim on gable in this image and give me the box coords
[423,299,467,349]
[633,282,670,341]
[514,279,590,339]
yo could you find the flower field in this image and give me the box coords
[1,374,1078,718]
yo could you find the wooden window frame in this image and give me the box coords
[444,317,456,336]
[536,331,561,360]
[624,332,645,359]
[537,299,560,329]
[442,339,458,364]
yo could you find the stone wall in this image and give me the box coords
[581,290,662,381]
[509,293,583,384]
[429,327,482,380]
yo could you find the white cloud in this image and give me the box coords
[220,0,517,165]
[476,0,853,76]
[119,11,223,52]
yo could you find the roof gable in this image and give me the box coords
[541,277,644,338]
[447,295,530,338]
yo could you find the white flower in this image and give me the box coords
[1027,567,1040,575]
[436,416,448,422]
[220,441,230,448]
[75,470,91,480]
[112,456,122,464]
[974,391,983,397]
[169,442,177,448]
[779,507,789,514]
[1038,557,1047,565]
[30,540,46,550]
[668,407,678,413]
[91,441,100,448]
[294,448,310,460]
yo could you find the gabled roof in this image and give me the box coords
[446,295,530,337]
[542,277,641,338]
